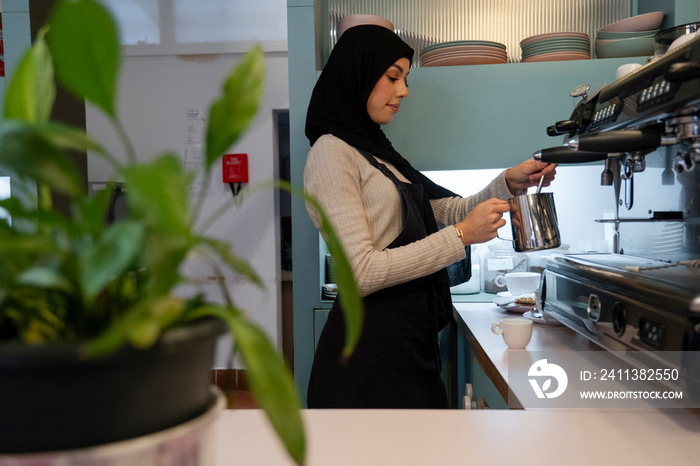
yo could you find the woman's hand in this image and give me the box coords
[455,198,510,245]
[505,159,557,195]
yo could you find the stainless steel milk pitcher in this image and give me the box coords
[508,192,561,252]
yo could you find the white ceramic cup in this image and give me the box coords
[615,62,642,79]
[491,318,533,349]
[494,272,541,296]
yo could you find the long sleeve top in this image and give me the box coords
[304,134,513,297]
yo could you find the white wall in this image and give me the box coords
[83,0,290,369]
[425,164,617,256]
[85,51,289,368]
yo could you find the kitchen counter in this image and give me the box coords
[452,302,605,408]
[213,302,700,465]
[452,302,696,410]
[214,407,700,465]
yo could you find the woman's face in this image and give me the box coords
[366,57,410,125]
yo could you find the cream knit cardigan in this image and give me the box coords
[304,134,513,297]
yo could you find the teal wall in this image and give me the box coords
[288,0,322,404]
[383,57,645,171]
[636,0,699,28]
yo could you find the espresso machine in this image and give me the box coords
[531,34,700,398]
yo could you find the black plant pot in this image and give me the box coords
[0,317,227,453]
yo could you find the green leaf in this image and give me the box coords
[126,297,187,348]
[0,197,82,239]
[0,239,58,289]
[86,296,187,355]
[232,316,305,465]
[193,305,305,465]
[0,197,39,222]
[0,234,52,256]
[79,220,145,304]
[84,316,129,356]
[200,237,264,288]
[314,201,362,359]
[122,154,193,236]
[4,27,55,122]
[47,0,120,118]
[75,185,113,238]
[37,121,106,155]
[277,180,363,359]
[205,46,265,170]
[0,121,84,199]
[141,234,189,297]
[17,267,74,293]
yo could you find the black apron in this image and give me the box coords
[307,150,453,409]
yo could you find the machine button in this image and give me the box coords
[612,302,626,335]
[639,317,665,349]
[640,89,648,103]
[587,294,601,321]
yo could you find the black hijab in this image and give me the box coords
[305,24,458,200]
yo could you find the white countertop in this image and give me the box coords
[453,302,694,410]
[214,408,700,465]
[453,301,603,357]
[453,302,604,407]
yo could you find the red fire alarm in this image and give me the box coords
[222,153,248,183]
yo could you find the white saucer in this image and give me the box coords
[493,293,515,306]
[498,303,534,314]
[523,310,562,325]
[493,292,536,313]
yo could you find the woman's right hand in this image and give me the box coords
[455,198,510,245]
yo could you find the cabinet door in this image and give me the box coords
[471,358,508,409]
[453,324,509,409]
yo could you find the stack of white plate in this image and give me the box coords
[419,40,507,67]
[322,254,337,300]
[519,32,591,63]
[594,11,664,58]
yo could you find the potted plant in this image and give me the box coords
[0,0,362,464]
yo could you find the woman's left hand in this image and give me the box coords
[505,159,557,195]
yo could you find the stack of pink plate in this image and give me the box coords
[337,14,394,38]
[419,40,507,67]
[594,11,663,58]
[520,32,591,62]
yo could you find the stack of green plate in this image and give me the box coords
[519,32,590,63]
[594,11,663,59]
[419,40,507,67]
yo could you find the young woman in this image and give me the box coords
[304,24,555,408]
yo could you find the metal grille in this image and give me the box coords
[328,0,631,64]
